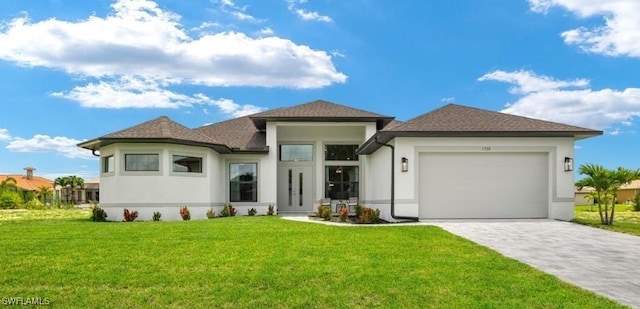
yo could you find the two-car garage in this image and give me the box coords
[418,152,549,219]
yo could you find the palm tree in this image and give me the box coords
[54,176,85,204]
[609,167,640,224]
[0,177,18,194]
[576,164,640,225]
[37,185,53,204]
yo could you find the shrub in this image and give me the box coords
[123,208,138,222]
[206,208,216,219]
[220,204,236,217]
[338,205,349,222]
[317,205,332,221]
[91,205,108,222]
[633,192,640,212]
[354,204,363,217]
[152,211,162,221]
[357,206,380,224]
[179,206,191,221]
[267,204,275,216]
[0,192,22,209]
[247,208,257,216]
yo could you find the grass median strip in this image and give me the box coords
[0,212,624,308]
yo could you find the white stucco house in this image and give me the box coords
[78,100,602,221]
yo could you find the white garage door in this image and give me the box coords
[419,152,549,219]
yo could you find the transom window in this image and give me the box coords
[172,155,202,173]
[102,155,114,173]
[325,145,359,161]
[280,144,313,161]
[125,154,159,171]
[230,163,257,202]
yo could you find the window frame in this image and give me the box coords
[170,152,205,176]
[121,150,163,176]
[279,144,314,162]
[324,144,359,161]
[229,162,258,203]
[101,155,115,176]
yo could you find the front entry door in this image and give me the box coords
[278,165,313,212]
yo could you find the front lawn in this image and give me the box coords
[0,212,623,308]
[574,204,640,236]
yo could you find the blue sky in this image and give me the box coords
[0,0,639,180]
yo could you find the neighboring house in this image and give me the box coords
[575,186,595,206]
[84,178,100,203]
[78,100,602,221]
[0,167,53,202]
[617,179,640,204]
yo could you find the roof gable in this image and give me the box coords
[358,104,603,154]
[249,99,394,129]
[386,104,601,134]
[103,116,216,144]
[78,116,232,153]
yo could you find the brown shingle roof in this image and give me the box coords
[386,104,601,133]
[249,99,394,129]
[78,116,233,153]
[358,104,603,154]
[194,116,266,151]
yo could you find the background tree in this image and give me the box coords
[576,164,640,225]
[54,176,85,205]
[0,177,18,194]
[37,185,53,204]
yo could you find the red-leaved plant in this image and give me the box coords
[338,205,349,222]
[123,208,138,222]
[179,206,191,221]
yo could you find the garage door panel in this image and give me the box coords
[419,152,548,219]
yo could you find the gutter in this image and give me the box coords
[373,136,419,222]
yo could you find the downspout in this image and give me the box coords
[91,149,100,157]
[374,136,419,222]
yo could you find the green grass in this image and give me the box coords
[574,204,640,236]
[0,211,624,308]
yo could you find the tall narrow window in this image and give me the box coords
[125,154,159,171]
[172,155,202,173]
[230,163,257,202]
[102,155,114,173]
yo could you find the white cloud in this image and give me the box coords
[51,76,265,116]
[478,70,589,94]
[258,27,274,36]
[440,97,456,103]
[6,135,96,160]
[528,0,640,57]
[52,76,204,109]
[479,70,640,130]
[217,0,259,22]
[209,98,265,117]
[0,129,10,141]
[287,0,332,22]
[0,0,346,89]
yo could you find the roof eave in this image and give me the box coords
[249,116,395,130]
[77,138,234,154]
[356,130,603,155]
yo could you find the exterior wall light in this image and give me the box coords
[564,157,573,172]
[401,157,409,172]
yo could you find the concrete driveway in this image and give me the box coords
[430,220,640,308]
